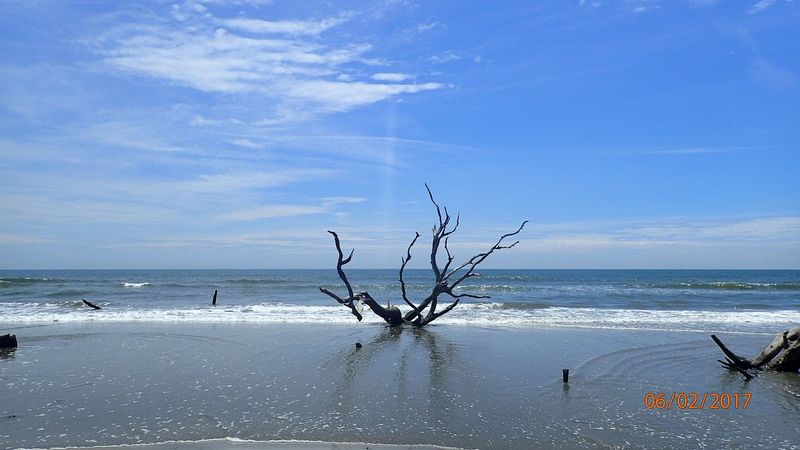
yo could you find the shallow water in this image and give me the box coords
[1,323,797,449]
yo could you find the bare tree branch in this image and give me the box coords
[445,220,528,288]
[441,237,455,275]
[321,230,363,321]
[321,185,527,327]
[400,232,421,313]
[425,182,443,227]
[442,213,460,237]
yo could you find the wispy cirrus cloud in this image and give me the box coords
[230,138,264,149]
[749,57,796,88]
[0,233,50,245]
[520,216,800,249]
[92,4,443,123]
[748,0,777,14]
[92,215,800,268]
[371,72,413,82]
[217,204,329,221]
[217,196,365,221]
[428,50,460,64]
[218,13,354,36]
[168,169,333,195]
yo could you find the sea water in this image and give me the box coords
[1,269,798,333]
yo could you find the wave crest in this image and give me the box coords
[0,301,797,334]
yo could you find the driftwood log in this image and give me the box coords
[711,327,800,379]
[320,184,526,327]
[0,334,17,349]
[82,299,101,310]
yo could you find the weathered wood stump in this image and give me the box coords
[0,334,17,349]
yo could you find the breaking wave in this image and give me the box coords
[0,277,65,285]
[0,301,797,334]
[672,282,800,291]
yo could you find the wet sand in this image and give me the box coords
[1,322,798,449]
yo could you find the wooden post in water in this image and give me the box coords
[212,289,218,306]
[562,368,569,383]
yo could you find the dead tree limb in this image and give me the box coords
[321,185,527,327]
[711,327,800,378]
[82,299,101,310]
[319,231,363,322]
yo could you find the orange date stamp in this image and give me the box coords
[644,391,751,410]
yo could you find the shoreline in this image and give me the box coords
[42,437,468,450]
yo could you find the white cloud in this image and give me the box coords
[371,72,413,82]
[748,0,777,13]
[578,0,602,8]
[218,13,353,36]
[623,0,660,13]
[532,216,800,247]
[216,195,367,222]
[199,0,273,6]
[417,21,440,32]
[94,7,443,122]
[749,57,796,88]
[73,121,190,153]
[284,80,442,111]
[320,197,366,206]
[169,170,331,194]
[0,233,50,244]
[428,50,460,64]
[230,138,264,148]
[217,204,328,221]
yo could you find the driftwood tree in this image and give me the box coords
[711,328,800,380]
[320,184,527,327]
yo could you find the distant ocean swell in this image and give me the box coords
[1,301,797,333]
[3,277,800,291]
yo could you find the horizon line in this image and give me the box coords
[1,267,798,271]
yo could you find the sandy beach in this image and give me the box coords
[1,322,798,449]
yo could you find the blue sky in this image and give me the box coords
[1,0,798,269]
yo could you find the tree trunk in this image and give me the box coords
[360,293,404,327]
[711,327,800,378]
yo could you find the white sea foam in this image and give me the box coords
[0,301,797,333]
[121,282,149,288]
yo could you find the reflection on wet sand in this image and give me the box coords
[0,349,15,361]
[336,326,460,414]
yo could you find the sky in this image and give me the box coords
[1,0,798,269]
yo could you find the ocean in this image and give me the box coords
[2,269,799,333]
[3,269,800,449]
